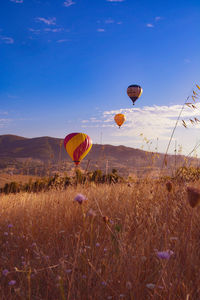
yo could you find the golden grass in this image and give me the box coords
[0,182,200,299]
[0,174,39,188]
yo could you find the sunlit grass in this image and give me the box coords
[0,181,200,299]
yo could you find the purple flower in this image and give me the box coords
[156,250,174,260]
[2,269,9,276]
[146,283,163,289]
[74,194,87,204]
[86,208,96,217]
[66,269,72,274]
[8,280,16,286]
[8,224,13,228]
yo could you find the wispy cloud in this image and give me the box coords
[97,28,105,32]
[106,0,125,2]
[155,16,162,21]
[105,19,115,24]
[10,0,23,3]
[0,111,8,115]
[146,23,154,28]
[56,39,68,43]
[0,118,12,128]
[64,0,75,7]
[0,36,14,44]
[146,17,162,29]
[44,28,63,33]
[29,27,64,35]
[82,104,200,154]
[35,17,56,25]
[29,28,41,34]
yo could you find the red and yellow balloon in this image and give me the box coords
[64,133,92,166]
[114,113,126,128]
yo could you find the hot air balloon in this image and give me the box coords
[64,133,92,166]
[127,84,143,105]
[114,113,126,128]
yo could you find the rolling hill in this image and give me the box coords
[0,134,195,177]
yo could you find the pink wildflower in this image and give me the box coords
[8,280,16,286]
[2,269,9,276]
[74,194,87,204]
[156,250,174,259]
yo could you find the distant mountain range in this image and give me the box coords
[0,134,196,177]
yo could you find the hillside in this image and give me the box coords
[0,134,194,177]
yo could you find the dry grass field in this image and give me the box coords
[0,174,39,188]
[0,181,200,300]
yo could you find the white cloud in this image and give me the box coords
[97,28,105,32]
[44,28,63,33]
[0,36,14,44]
[146,23,154,28]
[10,0,23,3]
[82,104,200,154]
[35,17,56,25]
[64,0,75,7]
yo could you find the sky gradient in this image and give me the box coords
[1,0,200,154]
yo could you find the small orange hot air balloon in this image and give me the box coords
[127,84,143,105]
[64,133,92,165]
[114,113,126,128]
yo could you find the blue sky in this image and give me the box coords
[1,0,200,154]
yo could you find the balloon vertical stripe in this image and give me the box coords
[73,137,92,162]
[64,133,77,147]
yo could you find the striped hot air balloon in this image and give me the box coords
[127,84,143,105]
[64,133,92,165]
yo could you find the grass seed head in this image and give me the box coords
[103,216,109,224]
[187,187,200,208]
[166,181,172,192]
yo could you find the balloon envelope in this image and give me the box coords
[64,133,92,165]
[127,84,143,105]
[114,113,126,128]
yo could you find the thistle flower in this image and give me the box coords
[187,187,200,208]
[2,269,9,276]
[8,280,16,286]
[74,194,87,204]
[156,250,174,260]
[146,283,163,289]
[86,208,96,217]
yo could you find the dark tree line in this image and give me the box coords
[0,169,123,195]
